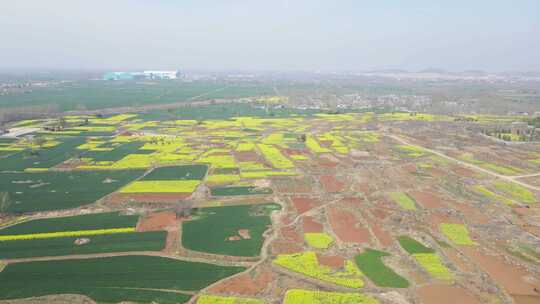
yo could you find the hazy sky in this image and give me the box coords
[1,0,539,71]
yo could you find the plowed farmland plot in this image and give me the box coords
[182,204,280,256]
[327,207,372,244]
[0,255,245,303]
[0,170,144,213]
[3,109,540,303]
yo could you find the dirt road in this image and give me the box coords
[386,133,540,192]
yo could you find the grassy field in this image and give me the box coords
[182,204,280,256]
[140,102,321,121]
[142,165,208,180]
[83,142,148,162]
[210,186,273,197]
[0,170,144,213]
[0,137,86,171]
[0,231,166,259]
[0,212,139,235]
[0,81,271,111]
[354,249,409,288]
[397,236,435,254]
[0,255,245,303]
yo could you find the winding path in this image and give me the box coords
[386,133,540,192]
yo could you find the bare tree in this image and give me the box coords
[174,200,194,218]
[0,192,11,215]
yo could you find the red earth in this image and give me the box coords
[417,284,480,304]
[409,190,447,209]
[453,202,490,225]
[327,207,372,244]
[280,226,303,243]
[319,175,346,193]
[274,178,313,194]
[234,151,261,162]
[209,267,276,296]
[461,247,540,297]
[316,253,345,269]
[315,157,339,169]
[302,216,323,233]
[291,196,320,214]
[367,219,393,247]
[136,211,177,232]
[339,197,363,208]
[271,241,303,255]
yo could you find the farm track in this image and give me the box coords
[187,86,229,101]
[386,133,540,192]
[187,189,356,303]
[186,194,286,304]
[97,287,196,296]
[3,251,255,268]
[63,93,236,117]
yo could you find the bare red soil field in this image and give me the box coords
[461,247,540,297]
[371,207,390,220]
[340,197,363,208]
[453,202,490,224]
[442,247,475,273]
[327,207,372,244]
[367,218,393,247]
[234,151,261,162]
[274,178,313,193]
[302,216,323,233]
[417,284,480,304]
[271,241,303,255]
[319,175,346,193]
[209,266,275,296]
[427,167,446,178]
[291,196,319,214]
[452,166,477,177]
[280,227,303,242]
[409,190,447,209]
[402,163,417,173]
[315,157,339,169]
[316,253,345,269]
[137,211,177,232]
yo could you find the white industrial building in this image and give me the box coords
[103,70,179,80]
[142,71,178,80]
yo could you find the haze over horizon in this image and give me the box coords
[1,0,539,72]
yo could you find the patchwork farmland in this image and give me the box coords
[0,108,539,304]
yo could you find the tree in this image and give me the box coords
[174,201,194,218]
[0,192,11,215]
[57,117,67,130]
[34,137,46,149]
